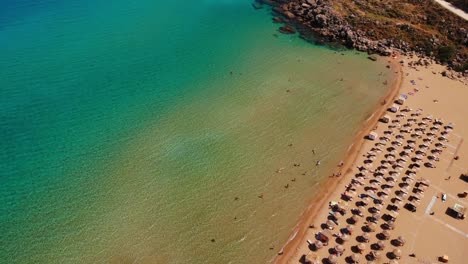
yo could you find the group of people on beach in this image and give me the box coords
[301,98,454,263]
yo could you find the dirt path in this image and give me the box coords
[434,0,468,20]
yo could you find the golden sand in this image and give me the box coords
[274,56,468,264]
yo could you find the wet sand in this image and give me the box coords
[274,56,468,264]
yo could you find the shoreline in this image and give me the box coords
[261,0,467,73]
[272,57,404,263]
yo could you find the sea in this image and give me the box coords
[0,0,394,263]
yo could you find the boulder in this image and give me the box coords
[315,14,328,26]
[284,11,296,19]
[279,25,296,34]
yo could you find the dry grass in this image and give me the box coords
[330,0,467,70]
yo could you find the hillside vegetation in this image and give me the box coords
[261,0,468,72]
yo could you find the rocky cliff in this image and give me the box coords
[258,0,467,72]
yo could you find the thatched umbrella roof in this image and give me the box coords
[368,222,377,232]
[386,221,395,230]
[357,243,366,251]
[371,250,381,258]
[397,236,405,245]
[327,254,337,264]
[362,232,370,240]
[372,213,381,220]
[335,244,344,253]
[304,252,319,263]
[382,230,390,239]
[421,179,431,186]
[351,253,360,262]
[393,248,402,257]
[377,241,385,249]
[354,208,363,216]
[386,177,396,183]
[315,240,324,249]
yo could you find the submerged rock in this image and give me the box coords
[252,2,263,10]
[279,25,296,34]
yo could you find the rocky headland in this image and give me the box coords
[255,0,467,74]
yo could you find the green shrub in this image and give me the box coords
[437,45,456,62]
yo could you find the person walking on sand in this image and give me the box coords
[312,149,316,155]
[316,160,321,166]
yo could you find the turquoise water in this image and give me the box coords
[0,1,394,263]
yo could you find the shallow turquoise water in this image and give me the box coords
[0,1,393,263]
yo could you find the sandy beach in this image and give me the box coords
[274,56,468,264]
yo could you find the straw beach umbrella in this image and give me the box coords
[314,240,324,249]
[377,241,385,250]
[396,236,406,246]
[341,234,350,242]
[350,253,360,263]
[327,254,337,264]
[392,248,402,259]
[381,230,390,240]
[375,175,385,181]
[372,213,381,221]
[371,250,381,259]
[362,232,370,242]
[332,212,342,220]
[385,221,395,230]
[354,208,364,217]
[335,245,344,254]
[367,222,377,232]
[349,215,359,224]
[357,243,366,252]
